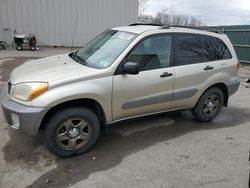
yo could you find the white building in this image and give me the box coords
[0,0,138,47]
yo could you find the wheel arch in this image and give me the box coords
[201,82,229,107]
[40,98,107,133]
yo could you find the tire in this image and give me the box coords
[16,45,22,50]
[43,107,100,158]
[192,87,224,122]
[31,45,36,51]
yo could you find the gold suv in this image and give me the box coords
[1,24,240,157]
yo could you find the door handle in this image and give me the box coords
[160,72,173,77]
[204,66,214,70]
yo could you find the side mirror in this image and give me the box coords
[123,62,139,75]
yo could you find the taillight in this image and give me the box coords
[236,61,240,72]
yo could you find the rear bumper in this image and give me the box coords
[227,80,240,96]
[0,83,47,136]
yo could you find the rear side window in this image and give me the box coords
[175,34,232,66]
[203,36,232,61]
[175,34,203,66]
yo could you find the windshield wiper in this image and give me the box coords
[71,52,88,65]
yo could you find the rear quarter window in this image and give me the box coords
[203,36,232,61]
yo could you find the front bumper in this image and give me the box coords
[0,83,47,136]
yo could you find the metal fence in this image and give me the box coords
[209,25,250,64]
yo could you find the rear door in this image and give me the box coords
[171,33,231,109]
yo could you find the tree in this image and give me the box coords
[138,0,149,20]
[138,5,206,26]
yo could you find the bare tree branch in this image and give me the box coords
[138,5,206,26]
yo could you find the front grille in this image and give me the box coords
[7,81,12,94]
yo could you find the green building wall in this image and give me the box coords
[209,25,250,64]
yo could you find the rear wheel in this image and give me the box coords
[192,87,224,122]
[43,107,100,158]
[30,45,36,51]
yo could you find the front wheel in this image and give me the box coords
[192,87,224,122]
[16,45,22,50]
[43,107,100,158]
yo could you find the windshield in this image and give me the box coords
[76,30,138,69]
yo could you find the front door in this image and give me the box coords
[112,34,174,121]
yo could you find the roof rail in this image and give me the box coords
[129,23,164,27]
[161,25,222,34]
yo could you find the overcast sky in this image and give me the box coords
[146,0,250,26]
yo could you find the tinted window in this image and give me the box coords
[204,36,232,61]
[127,35,171,71]
[203,36,215,62]
[175,34,203,66]
[175,34,232,66]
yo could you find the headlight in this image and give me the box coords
[12,82,48,101]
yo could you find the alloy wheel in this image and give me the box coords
[56,118,91,150]
[203,94,220,116]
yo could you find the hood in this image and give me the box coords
[10,54,98,84]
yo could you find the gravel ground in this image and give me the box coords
[0,48,249,188]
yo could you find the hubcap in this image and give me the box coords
[56,118,91,150]
[68,128,80,138]
[203,94,220,116]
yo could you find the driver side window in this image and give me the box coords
[127,35,172,71]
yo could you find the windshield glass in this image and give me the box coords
[76,30,138,69]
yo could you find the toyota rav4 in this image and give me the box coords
[1,24,240,157]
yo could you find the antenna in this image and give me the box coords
[71,12,79,52]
